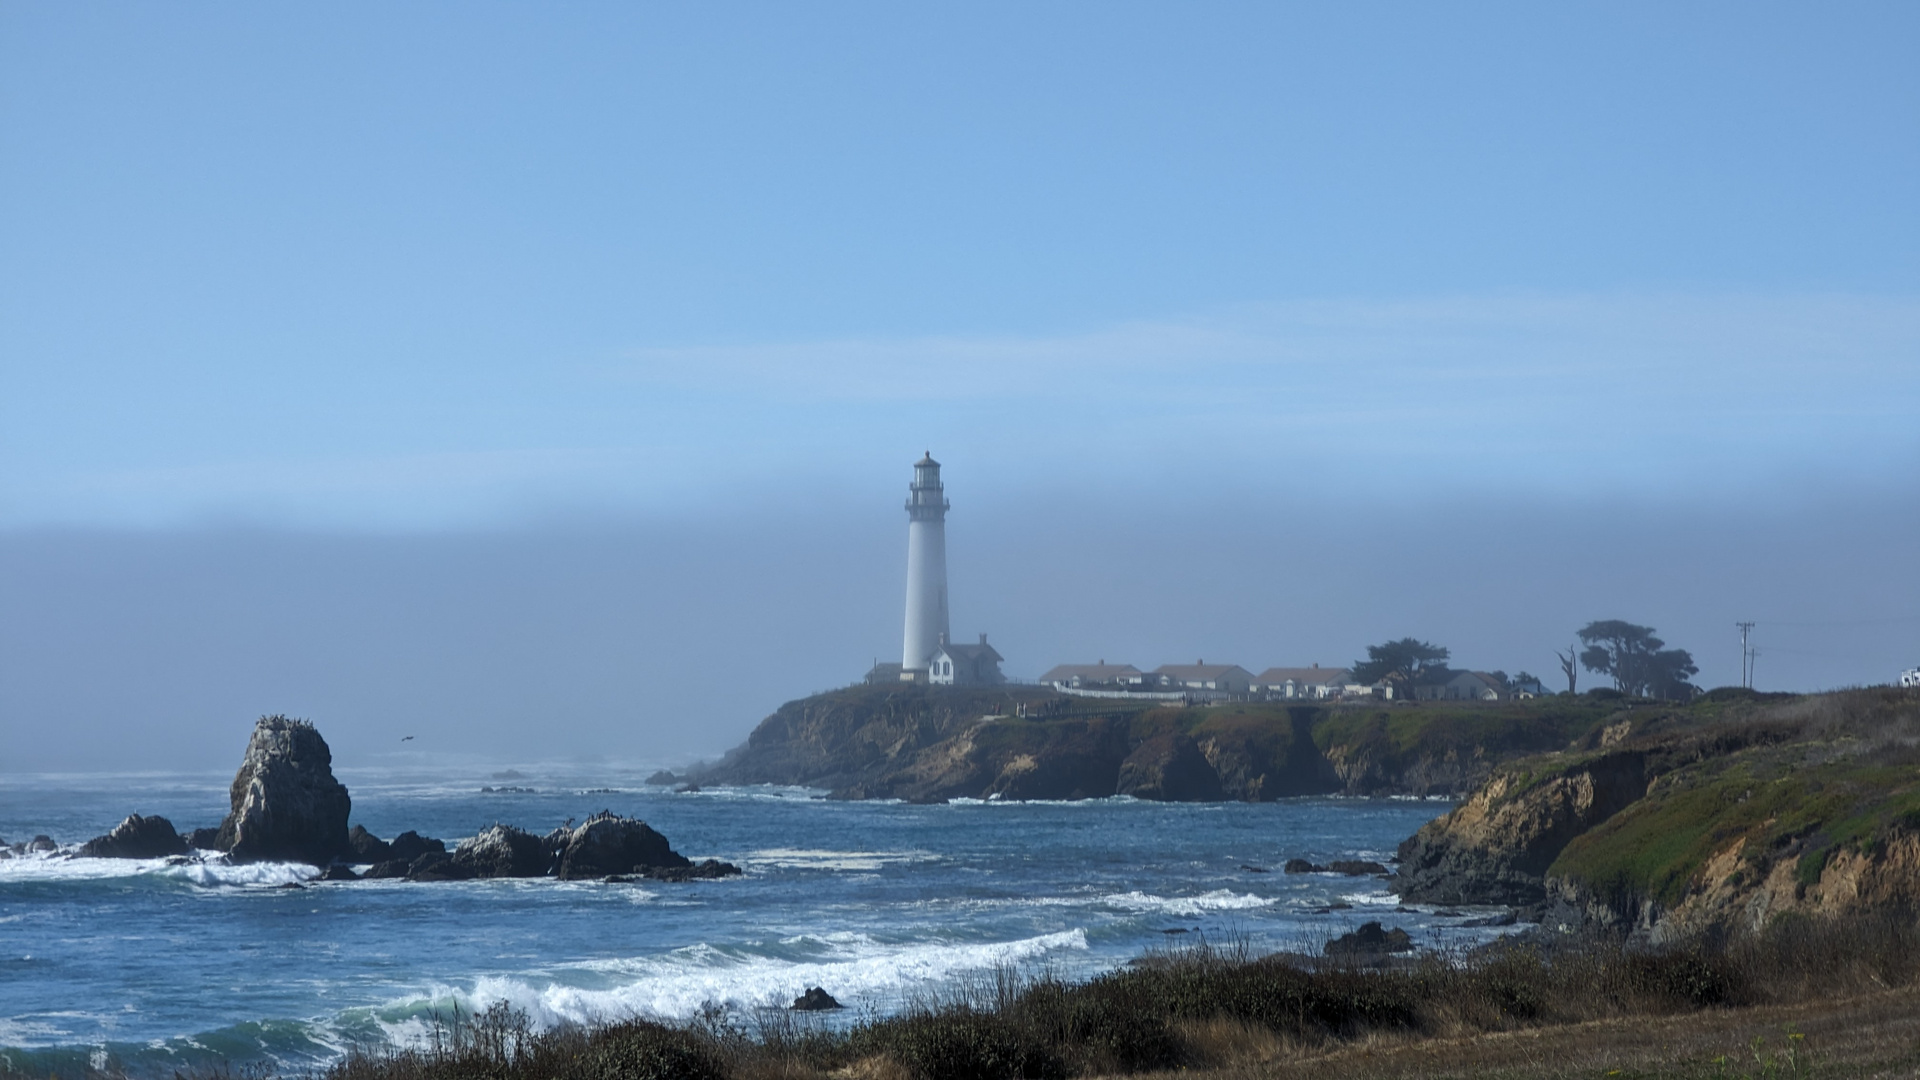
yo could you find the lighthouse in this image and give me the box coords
[900,452,950,677]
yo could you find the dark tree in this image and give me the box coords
[1555,644,1579,694]
[1351,638,1451,686]
[1576,620,1699,699]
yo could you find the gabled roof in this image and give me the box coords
[1040,663,1142,683]
[1252,666,1350,686]
[936,641,1003,664]
[1154,663,1254,681]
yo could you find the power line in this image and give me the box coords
[1736,621,1756,689]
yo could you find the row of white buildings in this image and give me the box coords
[1037,661,1543,702]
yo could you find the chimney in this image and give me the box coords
[979,632,987,645]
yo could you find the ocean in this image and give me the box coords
[0,766,1508,1076]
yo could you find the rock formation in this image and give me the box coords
[556,813,691,879]
[792,987,843,1010]
[448,825,553,878]
[1324,921,1413,957]
[1393,750,1647,906]
[213,715,353,865]
[347,825,392,862]
[77,814,189,859]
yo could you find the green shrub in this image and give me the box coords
[575,1021,726,1080]
[855,1011,1066,1080]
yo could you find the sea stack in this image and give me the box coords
[213,715,352,865]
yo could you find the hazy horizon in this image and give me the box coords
[4,4,1916,772]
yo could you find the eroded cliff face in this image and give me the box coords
[1394,751,1648,905]
[1395,689,1920,937]
[1557,820,1920,943]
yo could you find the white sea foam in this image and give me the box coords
[0,850,161,882]
[1094,890,1277,915]
[170,861,319,888]
[374,929,1090,1037]
[741,848,940,872]
[0,850,318,888]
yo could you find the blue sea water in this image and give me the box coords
[0,766,1502,1076]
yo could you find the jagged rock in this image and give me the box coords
[1329,860,1388,876]
[363,858,411,879]
[319,864,360,881]
[447,825,552,878]
[645,770,678,785]
[1116,734,1225,802]
[1324,921,1413,956]
[347,825,392,862]
[186,827,225,851]
[214,715,353,865]
[555,813,692,880]
[27,835,57,852]
[78,814,189,859]
[791,987,842,1011]
[1284,859,1325,873]
[387,830,446,862]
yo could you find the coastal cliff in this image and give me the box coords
[697,685,1624,801]
[1394,687,1920,936]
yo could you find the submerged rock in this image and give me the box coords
[629,858,742,882]
[214,715,353,865]
[25,835,58,853]
[318,864,360,881]
[1284,859,1324,874]
[555,813,691,880]
[77,814,189,859]
[1329,860,1389,876]
[791,987,842,1011]
[1324,921,1413,956]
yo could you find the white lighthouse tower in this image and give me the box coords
[900,452,951,678]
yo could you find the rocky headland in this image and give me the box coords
[1394,686,1920,939]
[9,714,738,885]
[692,684,1627,802]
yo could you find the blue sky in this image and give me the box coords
[2,3,1916,767]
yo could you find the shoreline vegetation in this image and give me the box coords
[38,913,1909,1080]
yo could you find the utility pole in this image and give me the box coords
[1736,621,1756,688]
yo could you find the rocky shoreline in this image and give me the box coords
[3,714,739,885]
[1393,687,1920,942]
[691,684,1624,803]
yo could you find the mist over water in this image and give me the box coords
[2,487,1914,773]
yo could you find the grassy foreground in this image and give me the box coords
[295,913,1919,1080]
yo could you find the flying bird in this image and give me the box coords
[401,735,415,742]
